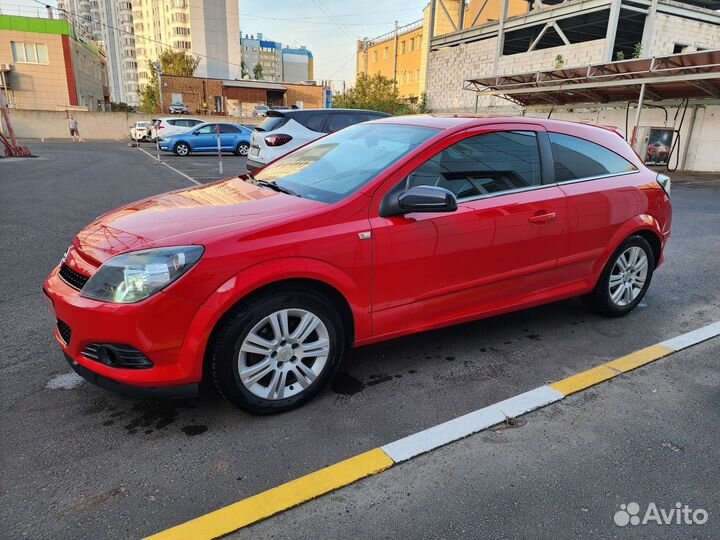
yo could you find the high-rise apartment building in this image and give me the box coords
[132,0,241,90]
[240,33,283,82]
[56,0,139,105]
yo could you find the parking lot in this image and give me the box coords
[133,139,250,184]
[1,140,719,539]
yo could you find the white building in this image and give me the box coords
[133,0,241,89]
[57,0,139,106]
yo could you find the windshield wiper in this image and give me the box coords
[241,172,300,197]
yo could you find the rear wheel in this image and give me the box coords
[211,288,344,414]
[235,142,249,156]
[582,235,655,317]
[174,142,190,156]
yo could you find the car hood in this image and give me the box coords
[74,178,322,264]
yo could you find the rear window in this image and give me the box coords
[550,133,636,182]
[256,115,289,132]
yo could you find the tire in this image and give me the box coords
[235,142,249,156]
[582,235,655,317]
[174,142,190,156]
[210,288,345,414]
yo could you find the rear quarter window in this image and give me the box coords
[550,132,637,182]
[302,114,330,133]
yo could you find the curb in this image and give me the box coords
[146,320,720,540]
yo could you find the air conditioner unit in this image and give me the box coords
[0,63,12,72]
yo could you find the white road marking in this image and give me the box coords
[136,146,202,186]
[381,385,565,463]
[661,321,720,351]
[45,372,85,390]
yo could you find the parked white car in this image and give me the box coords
[150,117,204,141]
[130,121,152,141]
[247,109,389,170]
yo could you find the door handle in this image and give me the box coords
[528,211,557,224]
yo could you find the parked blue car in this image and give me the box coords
[159,122,252,156]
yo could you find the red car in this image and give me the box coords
[44,116,672,413]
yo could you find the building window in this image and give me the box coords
[383,46,389,60]
[409,38,415,52]
[401,40,406,54]
[11,42,49,64]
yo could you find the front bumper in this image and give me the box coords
[64,352,198,398]
[43,265,215,390]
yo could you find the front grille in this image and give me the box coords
[82,343,153,369]
[59,264,90,290]
[57,319,72,345]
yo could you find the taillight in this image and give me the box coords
[158,125,165,129]
[656,173,671,196]
[265,134,293,147]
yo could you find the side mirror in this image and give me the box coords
[380,185,458,217]
[192,131,199,136]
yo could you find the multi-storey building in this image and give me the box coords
[356,0,527,99]
[240,33,283,82]
[132,0,241,90]
[56,0,138,105]
[282,46,313,83]
[0,14,109,110]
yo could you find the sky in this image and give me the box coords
[1,0,428,90]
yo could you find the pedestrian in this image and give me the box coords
[68,115,84,142]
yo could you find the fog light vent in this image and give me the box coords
[82,343,153,369]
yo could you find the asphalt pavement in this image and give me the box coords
[1,140,718,539]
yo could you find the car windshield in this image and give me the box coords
[254,123,438,203]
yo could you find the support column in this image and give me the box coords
[424,0,437,88]
[640,0,659,57]
[631,83,646,149]
[493,0,509,75]
[603,0,622,62]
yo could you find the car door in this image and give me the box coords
[548,131,642,283]
[219,124,240,150]
[369,126,567,338]
[192,124,216,151]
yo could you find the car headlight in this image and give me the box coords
[81,246,204,303]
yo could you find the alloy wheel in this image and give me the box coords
[237,308,330,400]
[609,246,649,307]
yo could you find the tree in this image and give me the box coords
[138,49,200,113]
[241,60,249,79]
[253,63,263,80]
[332,73,407,114]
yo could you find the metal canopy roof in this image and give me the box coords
[465,49,720,106]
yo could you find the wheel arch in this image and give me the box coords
[194,258,371,382]
[593,216,664,280]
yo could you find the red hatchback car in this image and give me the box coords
[44,116,672,413]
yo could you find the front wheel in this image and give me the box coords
[174,142,190,156]
[235,142,249,156]
[210,288,345,414]
[582,235,655,317]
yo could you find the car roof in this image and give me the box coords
[266,108,390,119]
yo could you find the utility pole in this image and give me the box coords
[393,20,399,85]
[152,61,163,161]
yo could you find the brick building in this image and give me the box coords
[160,75,328,116]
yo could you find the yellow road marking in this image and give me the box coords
[550,343,676,396]
[606,344,674,372]
[550,364,617,396]
[145,448,394,540]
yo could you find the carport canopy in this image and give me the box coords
[465,49,720,106]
